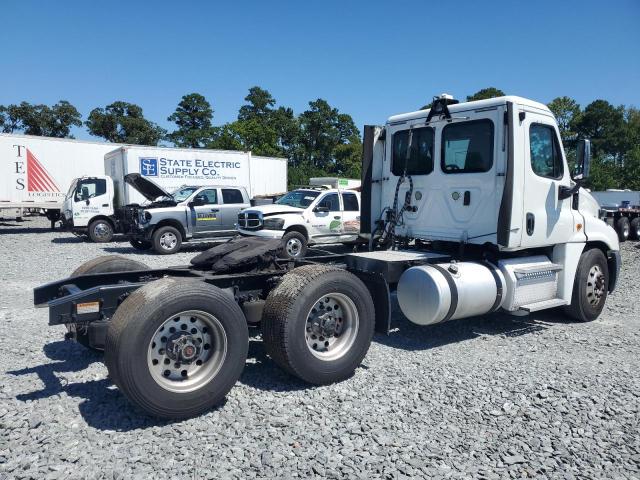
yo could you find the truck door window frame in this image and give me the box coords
[391,126,434,176]
[198,189,218,205]
[341,192,359,211]
[221,188,244,204]
[74,178,107,202]
[317,193,341,212]
[529,123,564,180]
[441,119,494,174]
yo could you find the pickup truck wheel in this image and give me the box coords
[129,239,152,251]
[630,217,640,240]
[564,248,609,322]
[69,256,150,351]
[262,265,374,384]
[615,217,630,242]
[152,226,182,254]
[104,278,248,419]
[88,219,114,243]
[280,231,307,259]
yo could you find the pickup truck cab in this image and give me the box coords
[237,187,361,258]
[121,174,249,254]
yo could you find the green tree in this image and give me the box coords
[574,100,626,161]
[296,98,360,172]
[86,101,166,145]
[238,86,276,121]
[0,101,81,137]
[547,96,580,144]
[167,93,214,148]
[466,87,505,102]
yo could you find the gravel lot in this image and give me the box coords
[1,216,639,479]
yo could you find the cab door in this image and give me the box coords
[192,188,222,234]
[310,192,342,242]
[72,178,112,227]
[520,112,575,247]
[219,188,249,231]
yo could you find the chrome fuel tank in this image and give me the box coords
[397,262,505,325]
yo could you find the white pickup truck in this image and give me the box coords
[237,187,361,258]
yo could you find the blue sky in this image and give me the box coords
[1,0,638,140]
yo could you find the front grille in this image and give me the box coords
[238,211,262,230]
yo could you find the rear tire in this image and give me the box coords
[88,219,114,243]
[129,239,153,251]
[615,217,630,242]
[630,217,640,241]
[104,278,248,419]
[262,265,375,384]
[152,226,182,254]
[564,248,609,322]
[69,256,150,351]
[280,231,307,259]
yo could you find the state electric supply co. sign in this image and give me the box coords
[139,157,242,180]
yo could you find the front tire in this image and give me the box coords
[615,217,630,242]
[88,219,114,243]
[262,265,375,384]
[564,248,609,322]
[280,231,307,259]
[104,278,248,419]
[152,225,182,254]
[69,256,150,351]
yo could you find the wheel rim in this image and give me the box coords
[305,293,359,361]
[586,264,606,307]
[159,231,178,250]
[146,310,227,393]
[93,222,111,240]
[286,238,302,257]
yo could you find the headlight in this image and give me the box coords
[139,210,152,224]
[263,217,285,230]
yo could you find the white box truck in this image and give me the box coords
[0,133,124,224]
[62,146,287,243]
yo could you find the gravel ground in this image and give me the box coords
[1,216,639,479]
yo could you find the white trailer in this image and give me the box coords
[309,177,361,189]
[64,146,287,241]
[0,134,123,223]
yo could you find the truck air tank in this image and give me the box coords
[397,262,505,325]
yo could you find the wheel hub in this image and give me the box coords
[165,333,201,363]
[305,294,359,361]
[586,264,606,307]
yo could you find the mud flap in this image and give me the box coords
[352,271,391,334]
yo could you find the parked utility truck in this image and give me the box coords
[590,189,640,241]
[34,94,620,419]
[62,146,287,242]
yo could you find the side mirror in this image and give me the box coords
[314,206,330,213]
[574,139,591,181]
[190,196,206,207]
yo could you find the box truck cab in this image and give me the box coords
[62,176,117,241]
[237,187,361,259]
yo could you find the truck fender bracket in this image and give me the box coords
[352,271,391,335]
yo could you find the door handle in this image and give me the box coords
[526,213,535,236]
[463,191,471,206]
[211,209,219,212]
[333,216,340,220]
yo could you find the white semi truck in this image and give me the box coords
[0,134,124,224]
[61,146,287,242]
[35,94,620,419]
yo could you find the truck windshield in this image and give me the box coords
[74,179,106,202]
[171,186,199,202]
[276,190,320,208]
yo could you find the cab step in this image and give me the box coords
[519,298,567,312]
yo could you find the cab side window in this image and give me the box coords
[222,189,244,204]
[199,189,218,205]
[441,120,494,174]
[317,193,340,212]
[392,127,434,176]
[341,193,359,211]
[529,124,564,179]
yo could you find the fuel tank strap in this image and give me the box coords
[430,264,458,322]
[484,262,503,312]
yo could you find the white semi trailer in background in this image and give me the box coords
[35,94,621,419]
[62,146,287,242]
[0,134,123,224]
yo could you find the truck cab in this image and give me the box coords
[61,175,116,242]
[122,174,250,254]
[237,187,361,258]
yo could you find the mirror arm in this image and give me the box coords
[558,180,583,200]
